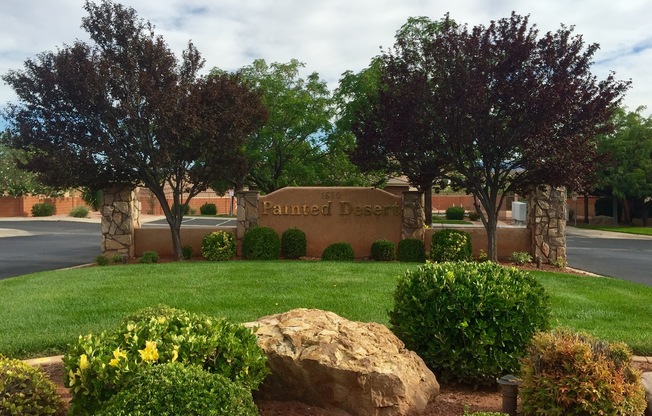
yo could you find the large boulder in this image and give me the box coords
[246,308,439,416]
[642,372,652,416]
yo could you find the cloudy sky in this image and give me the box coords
[1,0,650,116]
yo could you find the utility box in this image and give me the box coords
[512,202,527,226]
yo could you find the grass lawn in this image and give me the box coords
[2,261,652,358]
[576,224,652,236]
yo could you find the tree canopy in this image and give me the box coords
[2,0,267,259]
[350,13,630,261]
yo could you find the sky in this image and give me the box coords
[0,0,650,118]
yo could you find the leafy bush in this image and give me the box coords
[389,261,550,385]
[510,251,532,265]
[63,305,268,415]
[468,211,481,221]
[111,254,126,264]
[181,245,193,260]
[201,231,236,261]
[97,363,258,416]
[430,229,472,262]
[477,249,489,263]
[0,355,65,415]
[68,206,90,218]
[445,206,466,220]
[242,227,280,260]
[397,238,426,262]
[31,202,55,217]
[139,251,159,264]
[371,239,395,261]
[199,203,218,216]
[95,255,109,266]
[81,188,102,211]
[281,228,307,259]
[520,330,646,416]
[321,242,355,261]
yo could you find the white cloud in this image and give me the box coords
[0,0,649,115]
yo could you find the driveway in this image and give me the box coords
[0,219,100,280]
[566,227,652,286]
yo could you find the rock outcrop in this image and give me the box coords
[247,308,439,416]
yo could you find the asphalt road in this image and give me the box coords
[566,227,652,286]
[0,220,100,280]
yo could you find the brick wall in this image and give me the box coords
[0,196,87,217]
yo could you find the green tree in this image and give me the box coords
[596,107,652,225]
[213,59,371,193]
[352,13,629,261]
[0,137,60,197]
[2,0,266,260]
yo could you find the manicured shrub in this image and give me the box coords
[242,227,280,260]
[370,239,395,261]
[201,231,236,261]
[111,254,126,264]
[281,228,307,259]
[389,261,550,385]
[397,238,426,262]
[510,251,532,265]
[445,206,466,220]
[31,202,55,217]
[468,211,481,221]
[97,363,258,416]
[181,245,193,260]
[430,229,472,262]
[64,305,268,415]
[321,242,355,261]
[68,206,90,218]
[139,251,159,264]
[0,355,65,416]
[199,202,218,216]
[520,330,646,416]
[95,255,109,266]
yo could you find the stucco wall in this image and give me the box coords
[134,227,236,257]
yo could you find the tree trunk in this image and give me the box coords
[583,194,589,223]
[612,197,619,226]
[424,186,433,226]
[486,212,498,262]
[169,221,183,261]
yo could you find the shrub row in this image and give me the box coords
[0,355,65,415]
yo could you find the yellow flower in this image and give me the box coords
[79,354,90,371]
[171,345,179,362]
[138,340,159,362]
[68,369,77,386]
[109,348,128,367]
[156,316,167,324]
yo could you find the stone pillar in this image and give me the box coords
[101,185,141,259]
[402,191,425,241]
[236,190,260,255]
[527,186,567,265]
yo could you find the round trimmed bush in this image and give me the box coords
[199,203,218,216]
[201,231,236,261]
[181,245,193,260]
[0,355,65,415]
[430,229,472,262]
[281,228,307,259]
[321,242,355,261]
[520,330,646,416]
[97,363,258,416]
[31,202,55,217]
[242,227,280,260]
[389,261,550,385]
[138,251,159,264]
[69,206,90,218]
[64,305,269,414]
[445,206,466,220]
[371,239,395,261]
[397,238,426,262]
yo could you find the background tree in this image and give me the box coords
[595,107,652,225]
[2,0,266,260]
[0,139,61,197]
[355,13,629,261]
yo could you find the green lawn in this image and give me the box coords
[576,224,652,236]
[2,261,652,358]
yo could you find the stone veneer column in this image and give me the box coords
[101,185,141,259]
[527,186,566,264]
[236,190,260,255]
[402,191,425,241]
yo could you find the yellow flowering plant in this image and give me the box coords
[63,305,268,416]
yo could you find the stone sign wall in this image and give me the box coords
[527,185,567,265]
[255,187,404,258]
